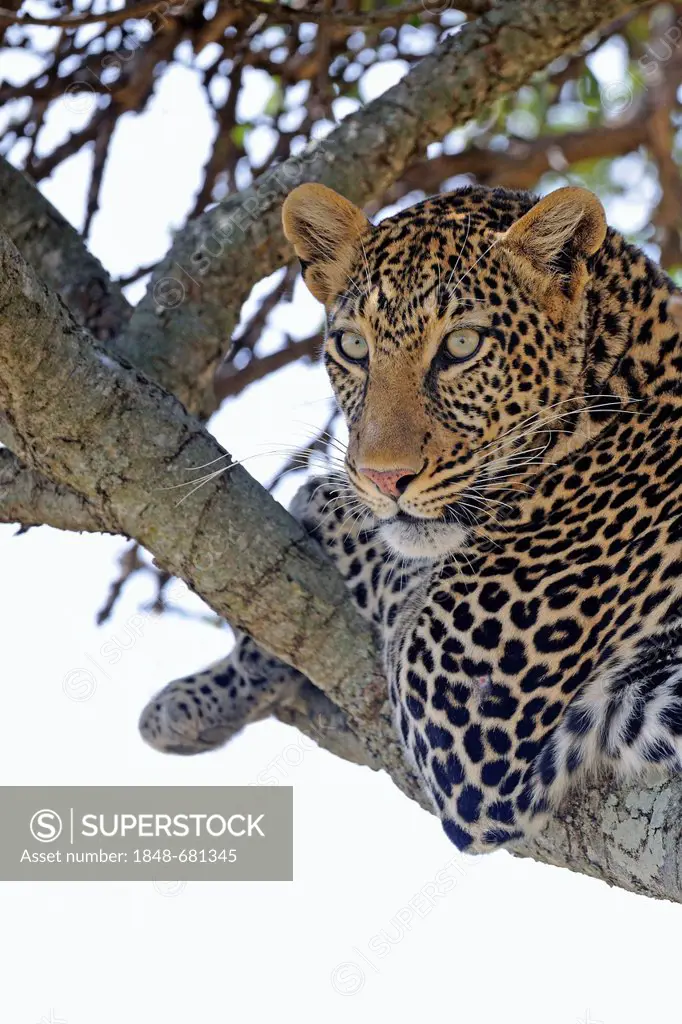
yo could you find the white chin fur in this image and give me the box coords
[379,519,468,560]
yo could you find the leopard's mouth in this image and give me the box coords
[379,510,468,560]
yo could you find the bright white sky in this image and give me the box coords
[0,19,680,1024]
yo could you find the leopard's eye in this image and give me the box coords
[337,331,369,363]
[443,327,481,362]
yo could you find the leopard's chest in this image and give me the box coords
[385,467,682,723]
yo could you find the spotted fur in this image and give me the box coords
[141,184,682,854]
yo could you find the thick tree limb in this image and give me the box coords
[229,0,491,28]
[0,163,129,527]
[2,222,682,903]
[0,448,113,533]
[0,160,131,342]
[0,228,389,750]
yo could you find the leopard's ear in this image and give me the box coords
[282,183,371,304]
[498,187,606,304]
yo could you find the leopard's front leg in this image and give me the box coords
[138,637,306,754]
[138,476,404,754]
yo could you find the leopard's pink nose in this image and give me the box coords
[360,467,418,498]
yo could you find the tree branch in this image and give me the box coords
[0,228,384,734]
[215,331,321,400]
[0,0,182,27]
[388,117,650,198]
[228,0,490,27]
[0,159,131,342]
[0,448,114,533]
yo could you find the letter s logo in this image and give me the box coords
[30,809,63,843]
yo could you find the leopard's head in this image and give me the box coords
[282,183,607,559]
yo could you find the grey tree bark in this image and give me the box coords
[2,0,678,904]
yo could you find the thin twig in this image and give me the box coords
[0,0,183,28]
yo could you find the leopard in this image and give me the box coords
[139,181,682,854]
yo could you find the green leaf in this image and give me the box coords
[624,12,652,45]
[577,68,601,109]
[231,124,249,147]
